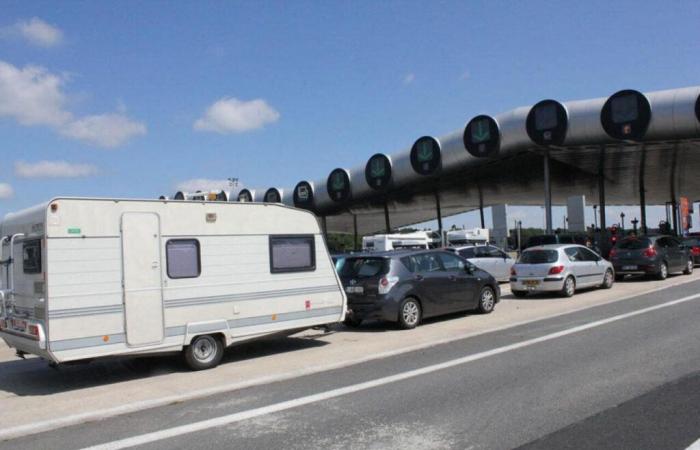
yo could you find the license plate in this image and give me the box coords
[622,265,637,271]
[346,286,364,294]
[524,280,540,287]
[12,319,27,332]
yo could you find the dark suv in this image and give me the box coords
[339,250,499,329]
[609,235,693,280]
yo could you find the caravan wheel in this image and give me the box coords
[185,335,224,370]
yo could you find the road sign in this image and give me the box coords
[365,154,392,190]
[410,137,441,175]
[293,181,314,209]
[601,89,651,141]
[526,100,568,146]
[327,169,351,202]
[464,115,499,157]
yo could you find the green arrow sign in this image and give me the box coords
[417,141,433,162]
[331,173,345,190]
[370,158,385,177]
[472,119,491,143]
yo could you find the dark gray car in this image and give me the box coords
[609,235,693,280]
[339,250,500,329]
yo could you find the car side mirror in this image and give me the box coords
[465,264,475,274]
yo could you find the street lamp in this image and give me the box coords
[631,217,639,234]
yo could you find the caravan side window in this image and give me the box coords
[23,240,42,274]
[166,239,201,279]
[269,235,316,273]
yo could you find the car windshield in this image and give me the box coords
[519,250,558,264]
[340,257,390,278]
[616,238,651,250]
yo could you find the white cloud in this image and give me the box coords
[0,183,14,200]
[0,60,146,148]
[403,73,415,85]
[175,178,237,193]
[15,160,99,178]
[194,97,280,134]
[60,113,147,148]
[0,60,71,126]
[2,17,63,48]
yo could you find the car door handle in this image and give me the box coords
[448,275,457,281]
[414,275,424,281]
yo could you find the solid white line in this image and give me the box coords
[82,292,700,450]
[0,278,694,442]
[687,437,700,450]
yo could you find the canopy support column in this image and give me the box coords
[639,145,647,234]
[435,190,444,247]
[543,149,553,234]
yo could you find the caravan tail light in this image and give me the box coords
[28,324,39,337]
[510,267,517,276]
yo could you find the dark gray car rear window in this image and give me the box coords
[617,238,651,250]
[340,258,389,278]
[519,250,558,264]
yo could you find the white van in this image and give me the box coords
[0,198,345,370]
[446,228,490,247]
[361,232,430,252]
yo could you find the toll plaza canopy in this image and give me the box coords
[178,86,700,235]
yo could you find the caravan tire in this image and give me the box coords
[185,334,224,371]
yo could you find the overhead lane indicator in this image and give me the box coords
[264,188,281,203]
[526,99,569,146]
[326,168,351,203]
[293,181,314,210]
[365,153,393,190]
[410,136,441,175]
[464,115,500,157]
[601,89,651,141]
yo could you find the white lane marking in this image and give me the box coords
[0,278,695,442]
[687,437,700,450]
[83,292,700,450]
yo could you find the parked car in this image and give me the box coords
[446,245,514,282]
[609,235,693,280]
[510,244,614,298]
[524,234,588,249]
[339,250,500,329]
[682,237,700,266]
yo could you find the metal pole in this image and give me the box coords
[543,149,553,234]
[639,144,647,234]
[383,200,391,234]
[353,214,358,252]
[598,147,607,231]
[670,144,679,236]
[478,181,485,229]
[435,190,444,247]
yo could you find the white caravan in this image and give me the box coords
[361,232,430,251]
[446,228,490,246]
[0,198,345,370]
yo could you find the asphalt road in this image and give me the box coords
[3,279,700,450]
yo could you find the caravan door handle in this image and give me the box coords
[151,261,159,269]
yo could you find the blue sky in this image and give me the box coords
[1,1,699,229]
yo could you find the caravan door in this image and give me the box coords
[121,212,164,346]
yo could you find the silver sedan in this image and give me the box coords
[509,244,614,297]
